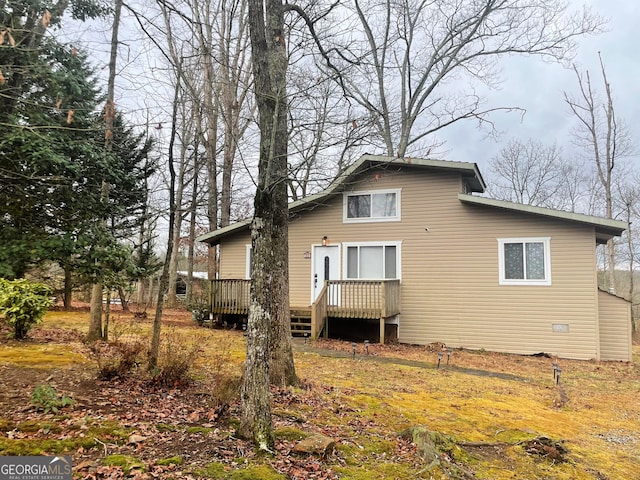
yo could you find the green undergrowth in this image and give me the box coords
[335,437,395,467]
[16,419,62,434]
[0,437,96,456]
[0,344,86,368]
[186,426,216,435]
[0,417,131,456]
[334,463,424,480]
[273,426,307,441]
[193,462,286,479]
[103,454,146,474]
[156,455,183,466]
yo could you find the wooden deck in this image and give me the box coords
[208,279,401,343]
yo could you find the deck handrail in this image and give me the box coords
[325,279,401,319]
[208,278,401,324]
[210,279,251,315]
[310,282,328,340]
[382,279,401,317]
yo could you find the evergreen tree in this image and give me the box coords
[0,0,158,295]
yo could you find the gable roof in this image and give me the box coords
[197,154,485,244]
[458,194,627,243]
[196,154,626,246]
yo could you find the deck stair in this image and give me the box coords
[290,307,312,337]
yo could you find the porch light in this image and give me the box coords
[322,236,329,246]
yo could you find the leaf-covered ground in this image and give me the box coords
[0,308,638,479]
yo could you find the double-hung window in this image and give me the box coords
[498,237,551,285]
[344,242,401,280]
[343,189,401,222]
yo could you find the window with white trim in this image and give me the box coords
[498,237,551,285]
[343,189,401,222]
[344,242,401,279]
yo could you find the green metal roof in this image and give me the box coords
[458,194,627,243]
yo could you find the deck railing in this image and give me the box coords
[209,278,401,335]
[326,279,401,319]
[310,283,329,339]
[210,279,251,315]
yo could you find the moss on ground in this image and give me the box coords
[17,419,62,434]
[0,344,86,368]
[334,462,427,480]
[193,462,286,480]
[0,417,130,456]
[0,418,15,432]
[273,426,307,441]
[0,437,96,455]
[156,455,183,466]
[186,426,215,435]
[103,454,146,474]
[6,309,636,479]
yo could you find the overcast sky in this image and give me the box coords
[440,0,640,174]
[62,0,639,181]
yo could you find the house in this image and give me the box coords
[197,154,632,361]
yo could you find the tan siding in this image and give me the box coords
[215,165,620,360]
[219,231,251,279]
[598,290,632,361]
[399,174,600,359]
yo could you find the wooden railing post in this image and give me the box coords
[311,282,328,340]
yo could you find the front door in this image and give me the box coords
[312,245,340,303]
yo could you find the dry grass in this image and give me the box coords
[1,308,638,479]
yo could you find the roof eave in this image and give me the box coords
[458,193,627,242]
[196,218,252,245]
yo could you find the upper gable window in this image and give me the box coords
[498,237,551,286]
[343,189,401,223]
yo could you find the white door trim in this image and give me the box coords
[310,244,340,304]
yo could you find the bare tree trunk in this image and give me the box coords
[186,170,198,304]
[117,286,129,312]
[565,54,632,294]
[63,266,72,308]
[88,283,104,340]
[166,208,182,307]
[149,65,181,371]
[198,16,220,279]
[239,0,300,449]
[104,290,111,341]
[88,0,122,340]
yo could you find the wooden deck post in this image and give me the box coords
[379,284,386,344]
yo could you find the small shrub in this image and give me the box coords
[91,339,145,380]
[152,329,204,387]
[0,279,53,339]
[31,384,74,413]
[188,301,210,326]
[211,370,242,418]
[205,334,241,416]
[90,320,146,380]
